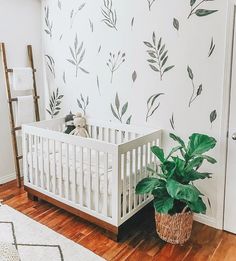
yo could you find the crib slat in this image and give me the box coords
[140,146,144,202]
[119,130,123,144]
[144,144,148,201]
[79,147,84,206]
[52,140,56,194]
[95,151,99,212]
[34,136,39,186]
[103,152,108,216]
[128,132,132,141]
[152,140,157,169]
[108,129,111,143]
[112,130,117,144]
[46,138,50,191]
[39,137,44,188]
[104,128,108,143]
[58,142,63,197]
[71,145,76,203]
[122,152,127,217]
[129,150,132,213]
[138,147,142,204]
[28,135,33,184]
[87,148,92,209]
[65,143,69,200]
[99,127,103,141]
[134,147,138,209]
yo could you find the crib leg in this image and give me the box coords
[104,230,120,242]
[27,192,38,202]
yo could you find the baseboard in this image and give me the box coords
[0,172,16,185]
[194,213,217,228]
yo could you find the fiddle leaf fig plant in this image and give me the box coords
[136,133,217,215]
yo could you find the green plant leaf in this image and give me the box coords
[200,155,217,164]
[187,197,206,214]
[166,146,182,159]
[195,9,218,17]
[162,161,176,178]
[187,133,217,156]
[185,170,212,182]
[151,146,165,163]
[185,157,204,172]
[136,177,161,194]
[153,196,174,214]
[172,157,185,174]
[166,179,201,203]
[169,133,186,149]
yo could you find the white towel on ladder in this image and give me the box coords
[16,95,35,126]
[12,67,33,91]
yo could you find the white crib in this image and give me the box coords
[22,118,162,240]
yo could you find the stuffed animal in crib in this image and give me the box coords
[64,111,76,134]
[70,113,90,138]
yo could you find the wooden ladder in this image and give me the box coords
[0,43,40,188]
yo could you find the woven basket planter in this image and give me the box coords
[155,211,193,245]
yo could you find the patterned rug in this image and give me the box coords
[0,204,104,261]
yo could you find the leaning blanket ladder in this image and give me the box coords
[0,43,40,187]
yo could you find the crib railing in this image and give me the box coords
[22,118,162,228]
[117,131,161,224]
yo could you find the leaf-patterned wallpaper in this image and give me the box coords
[42,0,227,224]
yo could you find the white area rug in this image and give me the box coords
[0,205,104,261]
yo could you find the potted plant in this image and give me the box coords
[136,133,217,245]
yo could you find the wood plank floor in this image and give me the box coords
[0,180,235,261]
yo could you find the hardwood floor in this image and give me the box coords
[0,180,235,261]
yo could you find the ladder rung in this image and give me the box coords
[14,127,22,131]
[7,68,36,73]
[17,155,23,160]
[8,96,40,103]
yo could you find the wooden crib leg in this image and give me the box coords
[27,192,38,201]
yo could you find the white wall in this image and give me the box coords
[42,0,229,228]
[0,0,44,184]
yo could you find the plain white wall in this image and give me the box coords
[0,0,44,183]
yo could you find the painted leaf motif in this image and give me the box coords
[197,84,203,96]
[144,41,153,48]
[170,113,175,130]
[111,105,119,121]
[121,102,128,116]
[149,64,159,72]
[131,17,134,28]
[163,65,174,73]
[195,9,218,17]
[187,66,194,80]
[210,110,217,124]
[126,115,132,124]
[190,0,197,6]
[208,37,216,57]
[132,71,137,82]
[173,18,179,31]
[115,93,120,110]
[152,32,156,45]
